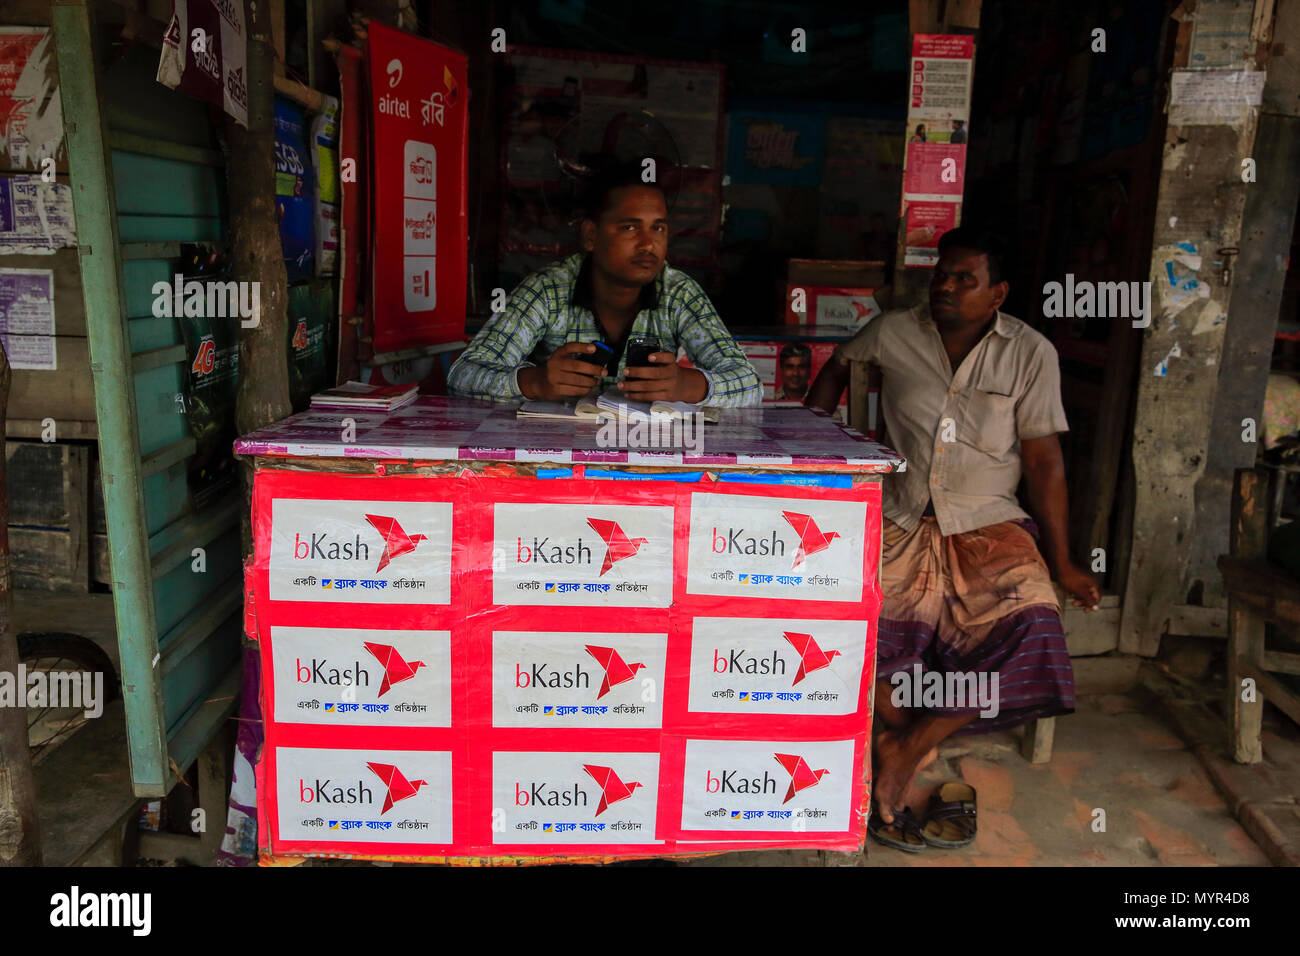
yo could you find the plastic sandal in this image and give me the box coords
[920,781,977,848]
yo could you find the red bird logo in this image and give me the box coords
[783,631,841,685]
[584,645,646,699]
[781,511,841,568]
[365,514,428,572]
[774,753,830,804]
[363,642,426,697]
[366,761,428,814]
[586,518,648,576]
[583,764,644,816]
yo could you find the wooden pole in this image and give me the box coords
[0,341,41,866]
[228,0,292,551]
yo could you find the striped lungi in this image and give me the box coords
[877,516,1075,733]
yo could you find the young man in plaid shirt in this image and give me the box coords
[449,169,761,407]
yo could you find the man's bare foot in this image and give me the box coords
[872,732,939,825]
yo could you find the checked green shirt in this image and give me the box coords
[447,253,762,407]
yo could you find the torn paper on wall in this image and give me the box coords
[0,176,77,254]
[1169,70,1265,125]
[156,0,248,128]
[0,28,64,169]
[0,268,56,369]
[1157,241,1210,319]
[1154,342,1182,377]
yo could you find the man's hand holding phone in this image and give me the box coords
[518,342,610,401]
[621,347,708,403]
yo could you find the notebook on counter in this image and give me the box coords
[310,381,418,412]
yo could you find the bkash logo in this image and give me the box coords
[515,518,647,577]
[587,518,647,575]
[584,765,644,816]
[774,753,829,804]
[363,642,426,697]
[781,512,840,568]
[783,632,841,685]
[291,513,427,573]
[368,761,428,813]
[584,645,646,699]
[365,514,427,572]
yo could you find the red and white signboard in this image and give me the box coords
[250,471,880,860]
[366,23,468,355]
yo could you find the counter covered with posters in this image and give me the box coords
[234,397,904,863]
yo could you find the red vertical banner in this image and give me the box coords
[365,23,468,355]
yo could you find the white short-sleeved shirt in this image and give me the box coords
[835,303,1070,536]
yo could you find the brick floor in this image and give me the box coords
[682,690,1274,867]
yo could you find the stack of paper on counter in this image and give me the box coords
[310,380,417,412]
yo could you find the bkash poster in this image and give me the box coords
[365,23,468,356]
[248,471,879,860]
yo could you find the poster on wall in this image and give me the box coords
[0,28,63,169]
[0,176,76,254]
[365,23,469,357]
[903,201,957,267]
[156,0,248,128]
[901,33,972,261]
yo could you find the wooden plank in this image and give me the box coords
[5,441,81,527]
[1168,604,1227,637]
[148,495,241,579]
[159,661,240,797]
[131,344,187,374]
[1237,656,1300,728]
[1120,125,1264,654]
[8,336,97,423]
[111,151,224,215]
[53,0,170,796]
[9,527,85,591]
[108,131,223,167]
[1020,718,1054,764]
[159,580,241,676]
[116,214,224,244]
[5,420,96,440]
[140,436,197,478]
[92,531,110,586]
[1262,651,1300,676]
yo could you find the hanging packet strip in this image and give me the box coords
[274,97,315,281]
[310,97,340,277]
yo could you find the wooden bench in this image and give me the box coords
[1221,467,1300,763]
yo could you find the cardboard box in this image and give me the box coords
[785,259,886,327]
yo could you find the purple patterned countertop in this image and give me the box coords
[234,396,905,473]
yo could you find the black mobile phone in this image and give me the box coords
[625,336,661,369]
[588,340,616,371]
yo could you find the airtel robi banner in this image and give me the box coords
[366,23,468,355]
